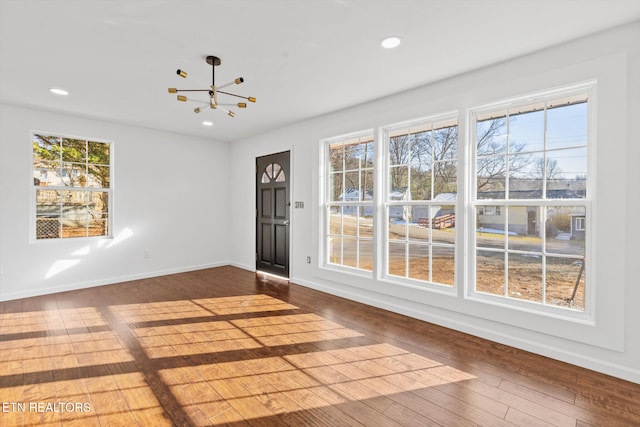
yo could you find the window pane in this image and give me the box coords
[434,161,456,197]
[33,161,60,186]
[272,163,282,178]
[60,162,86,187]
[345,141,374,170]
[88,141,110,165]
[341,206,358,238]
[477,155,506,198]
[507,252,542,303]
[328,206,342,235]
[546,102,587,150]
[507,206,542,251]
[358,212,373,238]
[408,243,429,281]
[89,191,108,214]
[408,209,429,242]
[409,163,431,200]
[344,171,360,197]
[33,134,59,163]
[389,135,410,166]
[329,173,343,202]
[362,170,374,198]
[61,138,86,163]
[87,165,110,188]
[36,189,61,239]
[509,109,544,153]
[88,218,109,237]
[546,147,587,199]
[477,207,506,249]
[433,125,457,160]
[508,153,543,199]
[388,242,406,277]
[388,209,407,241]
[476,250,504,296]
[389,165,408,193]
[546,257,585,309]
[342,238,357,268]
[359,239,373,271]
[411,131,432,164]
[361,141,375,169]
[545,206,586,256]
[432,205,455,245]
[328,236,343,265]
[328,143,344,172]
[432,245,455,286]
[61,191,87,238]
[477,117,507,156]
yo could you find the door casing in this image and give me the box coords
[256,151,291,277]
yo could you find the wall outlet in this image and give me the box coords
[144,250,151,259]
[306,256,311,264]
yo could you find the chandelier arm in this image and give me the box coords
[174,89,212,92]
[217,90,251,100]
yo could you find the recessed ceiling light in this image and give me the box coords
[49,88,69,96]
[202,121,213,126]
[381,36,401,49]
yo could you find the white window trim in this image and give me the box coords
[30,131,114,242]
[381,112,459,291]
[320,129,375,275]
[466,81,596,320]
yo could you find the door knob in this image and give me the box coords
[283,220,290,225]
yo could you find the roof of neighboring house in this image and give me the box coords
[478,189,586,199]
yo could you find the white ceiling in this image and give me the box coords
[2,0,640,143]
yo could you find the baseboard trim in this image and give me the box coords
[290,275,640,385]
[0,261,230,302]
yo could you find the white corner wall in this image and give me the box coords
[228,22,640,383]
[0,105,231,300]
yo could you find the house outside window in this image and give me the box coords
[383,116,457,286]
[32,132,113,240]
[471,85,592,311]
[324,131,374,271]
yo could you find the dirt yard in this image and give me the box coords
[331,214,585,310]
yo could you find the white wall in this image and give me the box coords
[229,22,640,383]
[0,105,230,300]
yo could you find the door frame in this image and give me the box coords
[255,150,291,278]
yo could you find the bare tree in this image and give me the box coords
[476,117,534,193]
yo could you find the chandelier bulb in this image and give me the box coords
[228,111,235,117]
[177,95,187,102]
[235,77,244,84]
[168,88,177,93]
[248,97,256,103]
[177,69,187,78]
[194,107,201,113]
[238,102,247,108]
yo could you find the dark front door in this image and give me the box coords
[256,151,290,277]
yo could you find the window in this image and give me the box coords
[471,87,591,311]
[319,83,593,317]
[384,116,457,285]
[32,132,112,240]
[324,131,374,271]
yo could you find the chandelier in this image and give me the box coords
[168,55,255,118]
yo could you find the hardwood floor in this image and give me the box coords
[1,266,638,426]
